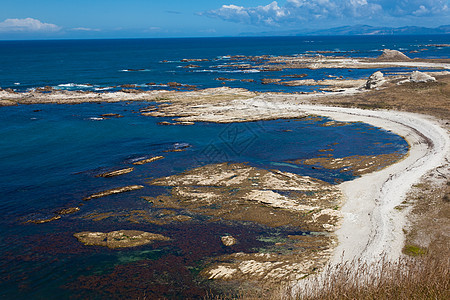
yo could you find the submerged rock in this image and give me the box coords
[74,230,170,249]
[409,71,436,83]
[365,71,385,89]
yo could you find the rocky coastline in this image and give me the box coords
[4,52,449,292]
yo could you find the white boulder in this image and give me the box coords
[365,71,385,89]
[409,71,436,83]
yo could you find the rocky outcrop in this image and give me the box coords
[74,230,170,249]
[132,156,164,165]
[409,71,436,83]
[181,58,209,62]
[100,113,124,118]
[55,207,80,215]
[96,167,134,178]
[364,71,385,89]
[182,64,200,68]
[147,162,343,230]
[0,100,17,106]
[376,49,411,61]
[26,215,61,224]
[261,78,281,84]
[221,236,237,246]
[84,185,144,200]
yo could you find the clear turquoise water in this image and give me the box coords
[0,36,423,298]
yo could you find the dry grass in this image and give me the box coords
[293,253,449,300]
[319,75,450,120]
[206,248,449,300]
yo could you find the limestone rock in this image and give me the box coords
[74,230,170,249]
[221,235,237,246]
[365,71,385,89]
[377,49,411,61]
[409,71,436,83]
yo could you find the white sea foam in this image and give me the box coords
[94,87,113,91]
[57,83,92,88]
[193,69,260,74]
[119,69,151,72]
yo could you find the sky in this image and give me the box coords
[0,0,448,39]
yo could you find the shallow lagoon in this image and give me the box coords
[0,101,408,298]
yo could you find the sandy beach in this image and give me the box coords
[293,106,450,264]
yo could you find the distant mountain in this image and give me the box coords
[309,25,450,36]
[240,25,450,37]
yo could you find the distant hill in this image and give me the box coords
[309,25,450,36]
[240,25,450,37]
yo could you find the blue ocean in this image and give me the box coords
[0,35,446,298]
[0,35,449,93]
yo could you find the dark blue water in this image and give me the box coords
[0,101,408,299]
[0,35,448,93]
[0,36,426,298]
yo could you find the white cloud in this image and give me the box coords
[203,0,449,26]
[71,27,101,32]
[413,5,429,16]
[0,18,60,32]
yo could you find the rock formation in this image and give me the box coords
[409,71,436,83]
[221,236,237,246]
[365,71,385,89]
[74,230,170,248]
[377,49,411,61]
